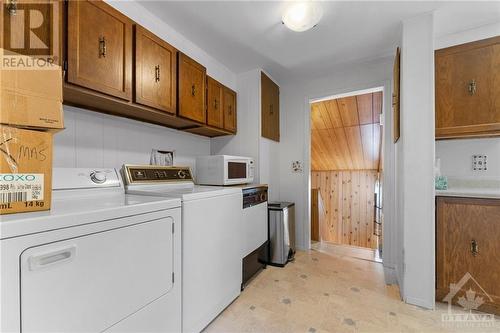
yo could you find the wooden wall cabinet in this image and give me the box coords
[134,26,176,114]
[67,0,132,100]
[62,0,235,137]
[177,53,206,124]
[206,76,224,128]
[435,36,500,139]
[223,87,237,133]
[436,196,500,315]
[261,72,280,142]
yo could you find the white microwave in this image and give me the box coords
[196,155,254,185]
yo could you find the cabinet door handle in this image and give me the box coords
[7,0,17,15]
[228,105,232,115]
[155,65,160,82]
[467,79,477,95]
[214,99,218,109]
[470,239,478,256]
[191,84,196,96]
[270,104,274,115]
[99,36,107,58]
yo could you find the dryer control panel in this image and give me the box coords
[122,165,193,185]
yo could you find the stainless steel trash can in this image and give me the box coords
[268,202,295,266]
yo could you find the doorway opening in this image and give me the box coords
[309,88,383,263]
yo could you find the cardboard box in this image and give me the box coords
[0,125,53,215]
[0,52,63,130]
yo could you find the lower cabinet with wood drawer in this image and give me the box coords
[436,196,500,315]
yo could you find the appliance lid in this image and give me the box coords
[268,202,295,210]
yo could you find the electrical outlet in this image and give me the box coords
[472,155,488,171]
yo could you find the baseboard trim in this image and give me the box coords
[405,296,434,310]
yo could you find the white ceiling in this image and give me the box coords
[139,1,500,83]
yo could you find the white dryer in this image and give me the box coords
[1,168,182,333]
[122,165,243,333]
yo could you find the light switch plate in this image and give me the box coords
[472,155,488,171]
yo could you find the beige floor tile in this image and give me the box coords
[203,249,500,333]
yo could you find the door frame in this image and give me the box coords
[303,80,395,270]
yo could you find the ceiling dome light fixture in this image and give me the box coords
[282,1,323,32]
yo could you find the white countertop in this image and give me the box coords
[435,177,500,199]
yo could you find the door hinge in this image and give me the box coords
[172,272,175,283]
[172,223,174,234]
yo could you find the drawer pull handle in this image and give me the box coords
[467,79,476,95]
[99,36,107,58]
[470,239,478,256]
[29,245,76,271]
[155,65,160,82]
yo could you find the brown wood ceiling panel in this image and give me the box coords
[337,96,359,126]
[311,92,383,171]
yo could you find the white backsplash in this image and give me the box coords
[54,106,211,174]
[435,137,500,178]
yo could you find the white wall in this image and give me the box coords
[211,69,261,181]
[54,106,210,172]
[399,12,435,309]
[54,1,238,172]
[435,21,500,180]
[278,57,394,252]
[436,138,500,178]
[211,69,281,201]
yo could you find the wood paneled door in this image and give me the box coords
[206,76,224,128]
[261,72,280,142]
[177,52,206,124]
[67,0,132,100]
[310,92,382,171]
[311,171,378,249]
[134,26,177,113]
[435,36,500,139]
[223,87,237,132]
[436,197,500,315]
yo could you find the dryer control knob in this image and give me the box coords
[178,170,187,179]
[90,171,107,184]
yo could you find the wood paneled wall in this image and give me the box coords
[311,170,378,249]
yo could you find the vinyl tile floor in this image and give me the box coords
[204,250,500,333]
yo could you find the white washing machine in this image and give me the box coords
[122,165,243,333]
[1,168,182,333]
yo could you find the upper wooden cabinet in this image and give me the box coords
[436,196,500,315]
[435,37,500,139]
[67,0,132,100]
[206,76,224,128]
[134,26,177,114]
[177,53,206,124]
[261,72,280,142]
[223,87,237,133]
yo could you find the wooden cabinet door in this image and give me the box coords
[223,87,237,133]
[67,1,132,100]
[206,76,223,128]
[436,197,500,315]
[177,53,206,123]
[135,26,176,114]
[435,37,500,138]
[261,72,280,141]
